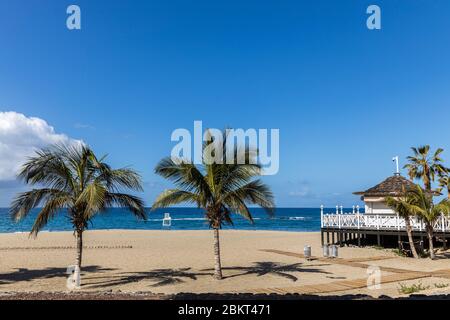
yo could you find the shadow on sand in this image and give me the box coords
[201,261,331,281]
[84,268,211,289]
[0,261,331,289]
[434,251,450,260]
[0,266,115,284]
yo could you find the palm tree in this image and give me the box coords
[404,145,446,191]
[10,144,147,272]
[438,172,450,199]
[402,186,450,259]
[152,130,275,279]
[385,188,419,259]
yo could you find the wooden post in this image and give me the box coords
[377,234,381,246]
[327,231,330,245]
[357,232,361,247]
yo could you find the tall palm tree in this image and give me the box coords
[403,186,450,259]
[438,172,450,199]
[10,144,147,271]
[404,145,446,191]
[386,187,419,259]
[152,130,275,280]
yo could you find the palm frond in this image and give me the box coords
[155,157,212,198]
[434,200,450,216]
[75,181,107,219]
[222,194,253,222]
[10,189,70,222]
[224,179,275,216]
[105,193,147,220]
[30,195,72,236]
[152,189,201,209]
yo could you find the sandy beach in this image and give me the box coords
[0,230,449,298]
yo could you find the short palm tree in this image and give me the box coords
[152,131,275,279]
[10,144,147,271]
[404,145,446,191]
[403,186,450,259]
[386,188,419,259]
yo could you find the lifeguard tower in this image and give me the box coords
[162,213,172,228]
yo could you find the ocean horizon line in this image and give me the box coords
[0,207,331,233]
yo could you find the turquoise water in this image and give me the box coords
[0,207,343,233]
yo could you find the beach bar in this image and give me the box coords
[320,174,450,249]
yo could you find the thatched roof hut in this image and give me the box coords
[353,174,418,198]
[353,174,421,214]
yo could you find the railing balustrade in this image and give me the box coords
[321,210,450,232]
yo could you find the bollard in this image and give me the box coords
[322,244,329,257]
[304,245,312,260]
[330,245,339,258]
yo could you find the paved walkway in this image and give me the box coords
[240,249,450,295]
[262,249,412,273]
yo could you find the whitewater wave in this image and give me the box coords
[275,216,309,221]
[148,218,206,222]
[147,216,310,222]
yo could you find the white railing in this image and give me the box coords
[320,205,450,232]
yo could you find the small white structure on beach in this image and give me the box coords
[162,213,172,227]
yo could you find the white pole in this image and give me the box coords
[356,205,360,214]
[340,205,344,215]
[321,205,324,228]
[392,156,399,175]
[336,206,339,214]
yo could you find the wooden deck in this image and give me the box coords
[321,210,450,247]
[249,272,429,295]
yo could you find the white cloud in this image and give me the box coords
[0,111,82,181]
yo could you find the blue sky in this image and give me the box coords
[1,0,450,207]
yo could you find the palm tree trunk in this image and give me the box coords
[424,169,431,191]
[405,217,419,259]
[426,224,435,260]
[75,229,83,269]
[213,228,223,280]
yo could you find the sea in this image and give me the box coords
[0,207,353,233]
